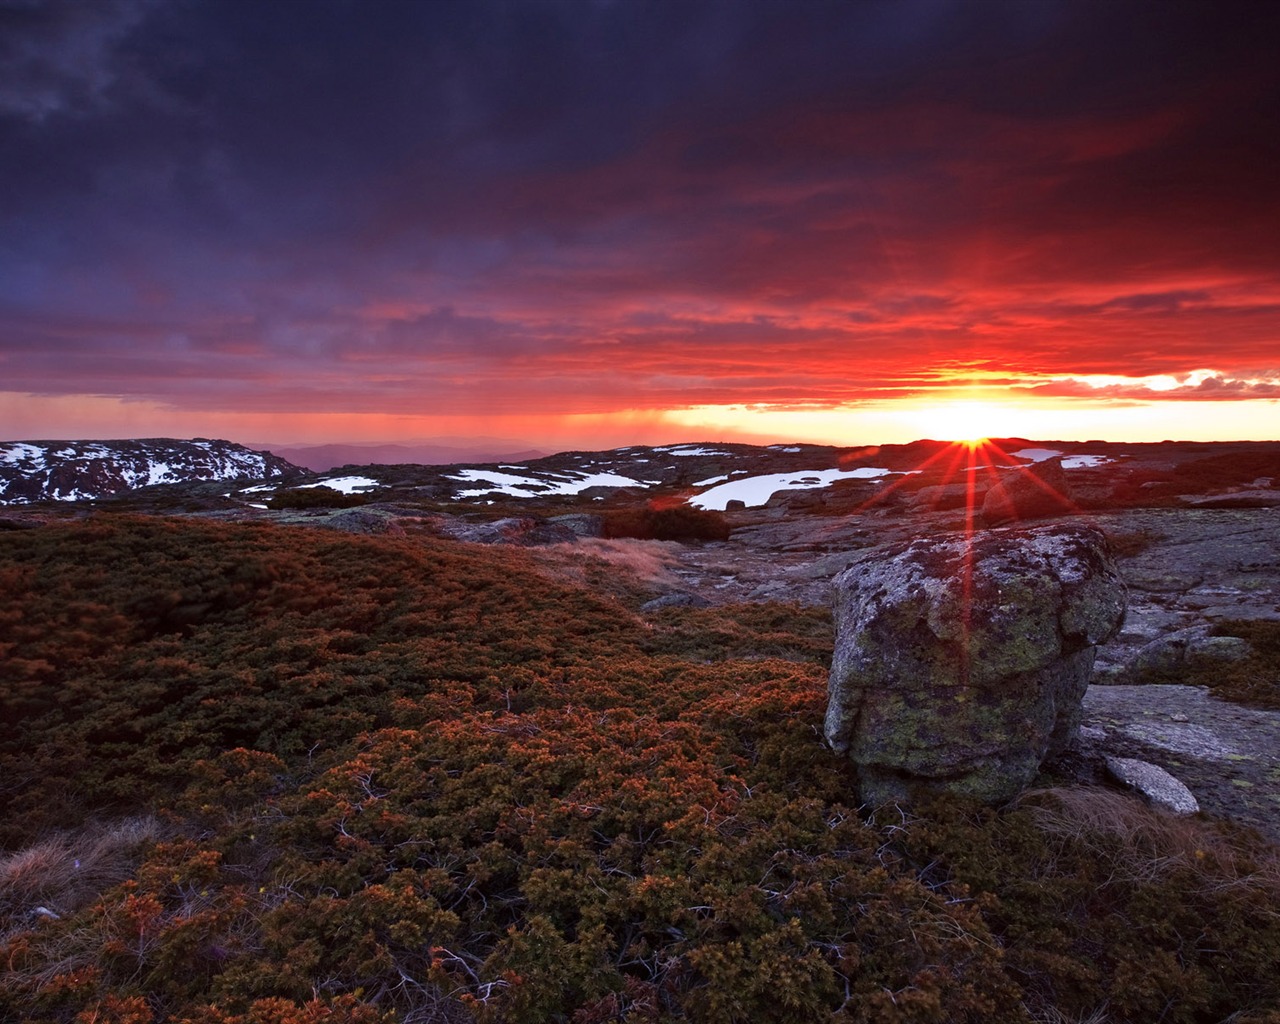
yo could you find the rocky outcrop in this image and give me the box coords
[1119,625,1253,683]
[982,458,1075,526]
[639,591,711,612]
[1081,683,1280,840]
[826,524,1127,806]
[547,514,605,538]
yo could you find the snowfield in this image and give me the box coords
[652,445,734,457]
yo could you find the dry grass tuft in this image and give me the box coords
[530,537,684,592]
[1018,786,1279,890]
[0,816,164,934]
[1028,1005,1111,1024]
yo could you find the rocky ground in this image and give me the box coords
[661,501,1280,838]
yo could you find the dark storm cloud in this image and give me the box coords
[2,0,1280,417]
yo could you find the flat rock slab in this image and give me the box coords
[1105,756,1199,814]
[1075,508,1280,676]
[1083,684,1280,841]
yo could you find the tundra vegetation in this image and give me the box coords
[1,516,1279,1023]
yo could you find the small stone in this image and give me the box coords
[639,591,710,612]
[1105,757,1199,815]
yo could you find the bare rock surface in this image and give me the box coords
[1082,685,1280,840]
[1087,507,1280,678]
[825,525,1126,806]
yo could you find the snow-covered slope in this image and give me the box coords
[0,438,300,504]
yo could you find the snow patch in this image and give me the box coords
[1011,448,1112,469]
[1,443,45,466]
[450,467,648,498]
[301,475,380,494]
[690,467,895,510]
[1061,454,1112,469]
[145,462,176,486]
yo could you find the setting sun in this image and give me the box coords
[904,399,1025,445]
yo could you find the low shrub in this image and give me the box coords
[3,516,1280,1022]
[602,506,730,542]
[1190,619,1280,709]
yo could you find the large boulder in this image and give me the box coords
[825,524,1127,806]
[982,458,1075,526]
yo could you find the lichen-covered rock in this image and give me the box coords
[982,458,1075,526]
[825,524,1127,806]
[436,516,580,546]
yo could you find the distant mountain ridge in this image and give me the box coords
[0,438,301,505]
[262,441,549,472]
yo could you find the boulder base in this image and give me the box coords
[826,524,1126,806]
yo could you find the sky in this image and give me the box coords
[2,0,1279,450]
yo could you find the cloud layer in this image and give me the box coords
[2,0,1279,439]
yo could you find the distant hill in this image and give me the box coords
[0,438,301,504]
[5,435,1279,512]
[261,441,549,472]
